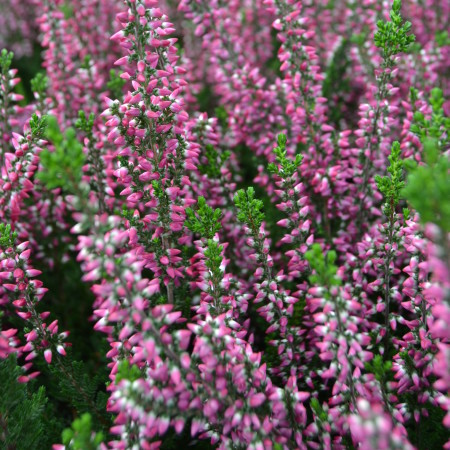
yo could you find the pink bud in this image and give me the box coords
[137,4,145,16]
[57,345,66,356]
[249,393,266,407]
[44,349,52,363]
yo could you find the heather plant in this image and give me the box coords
[0,0,449,449]
[375,141,406,347]
[0,354,57,449]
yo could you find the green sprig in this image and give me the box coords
[198,144,231,179]
[37,116,85,191]
[107,69,126,100]
[234,187,265,231]
[204,239,224,281]
[268,134,303,179]
[375,141,405,217]
[374,0,415,59]
[404,88,450,232]
[0,49,13,73]
[0,223,18,248]
[403,154,450,233]
[75,111,95,135]
[29,113,47,137]
[305,244,341,287]
[61,413,104,450]
[411,88,449,159]
[185,196,222,239]
[115,360,142,384]
[31,73,48,97]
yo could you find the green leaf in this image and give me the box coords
[403,154,450,233]
[61,413,104,450]
[268,134,303,178]
[305,244,341,287]
[106,69,126,99]
[374,1,415,57]
[185,196,222,239]
[115,360,142,384]
[0,49,14,73]
[31,73,48,97]
[37,116,85,191]
[234,187,265,231]
[75,111,95,134]
[404,87,450,233]
[198,144,230,179]
[0,223,18,247]
[376,141,405,216]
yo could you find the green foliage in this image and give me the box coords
[29,112,47,137]
[403,153,450,233]
[198,144,231,179]
[409,86,419,105]
[60,2,74,19]
[435,30,450,47]
[37,116,85,191]
[204,239,224,282]
[61,413,104,450]
[31,72,48,96]
[106,69,126,99]
[9,42,44,103]
[0,223,18,247]
[81,55,92,71]
[374,0,415,59]
[75,110,95,135]
[194,85,215,114]
[185,198,225,311]
[49,357,111,432]
[398,350,417,378]
[310,397,328,422]
[408,403,447,450]
[365,355,392,384]
[234,187,265,231]
[404,88,450,232]
[185,196,222,239]
[289,296,306,328]
[407,41,422,55]
[305,244,341,287]
[265,27,282,76]
[115,360,142,384]
[0,48,14,73]
[323,39,352,126]
[375,141,405,216]
[0,49,18,109]
[268,134,303,179]
[403,208,410,221]
[36,257,107,373]
[0,355,56,449]
[214,105,228,130]
[151,179,165,199]
[235,144,285,245]
[411,88,450,155]
[350,32,366,47]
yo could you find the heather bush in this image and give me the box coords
[0,0,449,449]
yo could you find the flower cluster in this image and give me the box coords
[0,224,67,381]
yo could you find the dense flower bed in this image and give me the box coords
[0,0,449,449]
